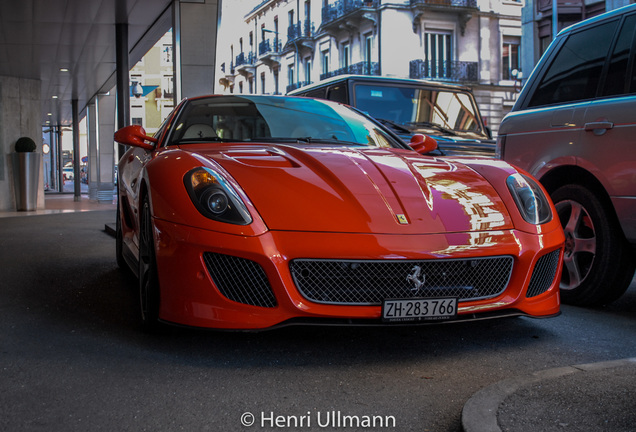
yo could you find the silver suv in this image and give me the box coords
[498,4,636,306]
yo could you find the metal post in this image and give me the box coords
[552,0,558,39]
[57,125,64,193]
[115,22,130,160]
[172,0,182,104]
[72,99,81,201]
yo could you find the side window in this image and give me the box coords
[304,88,327,99]
[528,20,619,107]
[602,14,636,97]
[327,84,348,104]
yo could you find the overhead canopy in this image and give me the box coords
[0,0,173,126]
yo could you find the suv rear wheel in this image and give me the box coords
[552,184,635,306]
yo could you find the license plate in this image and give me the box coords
[382,298,457,322]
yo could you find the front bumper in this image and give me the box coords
[153,218,563,329]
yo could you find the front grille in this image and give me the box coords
[203,252,277,308]
[290,256,514,305]
[526,249,561,298]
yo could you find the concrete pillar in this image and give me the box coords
[87,101,98,200]
[97,91,116,204]
[0,76,43,211]
[173,0,220,100]
[72,99,81,201]
[116,22,130,160]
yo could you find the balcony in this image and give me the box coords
[235,52,256,77]
[286,80,313,94]
[536,0,583,14]
[320,61,379,80]
[259,38,282,67]
[410,0,477,35]
[410,0,477,10]
[409,59,478,83]
[321,0,379,34]
[285,20,316,52]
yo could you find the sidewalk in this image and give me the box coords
[0,193,116,218]
[462,358,636,432]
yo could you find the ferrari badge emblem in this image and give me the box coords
[407,265,426,291]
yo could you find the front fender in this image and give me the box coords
[143,148,268,236]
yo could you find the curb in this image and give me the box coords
[461,358,636,432]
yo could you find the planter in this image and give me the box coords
[12,152,41,211]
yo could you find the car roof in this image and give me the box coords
[557,3,636,36]
[288,74,474,95]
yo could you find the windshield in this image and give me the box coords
[168,95,403,149]
[353,84,486,137]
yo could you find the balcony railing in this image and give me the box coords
[410,0,477,8]
[320,61,379,81]
[409,59,478,83]
[286,80,313,93]
[235,51,256,67]
[537,0,582,13]
[287,20,315,41]
[259,38,281,56]
[322,0,379,25]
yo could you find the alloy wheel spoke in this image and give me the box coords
[563,201,583,237]
[562,254,582,289]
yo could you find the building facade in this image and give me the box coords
[216,0,525,135]
[519,0,633,83]
[129,30,176,136]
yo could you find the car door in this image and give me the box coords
[501,17,621,179]
[579,12,636,241]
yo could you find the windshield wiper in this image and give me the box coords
[375,118,412,134]
[406,121,457,136]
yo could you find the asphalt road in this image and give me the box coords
[1,210,635,432]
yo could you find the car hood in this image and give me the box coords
[192,145,513,234]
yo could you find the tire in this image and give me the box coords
[552,184,635,306]
[138,195,162,331]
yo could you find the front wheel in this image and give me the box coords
[138,195,162,331]
[552,184,635,306]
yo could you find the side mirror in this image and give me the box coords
[409,134,438,154]
[114,125,158,150]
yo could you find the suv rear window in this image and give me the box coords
[528,20,619,107]
[602,14,636,97]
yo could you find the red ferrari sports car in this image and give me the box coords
[114,95,564,330]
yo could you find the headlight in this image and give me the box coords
[184,167,252,225]
[506,173,552,225]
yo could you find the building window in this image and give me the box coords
[305,58,312,83]
[322,50,329,75]
[261,73,266,94]
[274,68,280,94]
[364,34,373,65]
[341,42,350,70]
[425,31,452,79]
[162,75,174,99]
[161,44,173,65]
[502,40,520,80]
[288,64,295,87]
[132,117,143,126]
